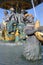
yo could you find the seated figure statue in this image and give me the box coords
[3,10,9,29]
[18,9,28,24]
[9,8,17,21]
[24,12,34,25]
[19,9,25,24]
[6,7,17,33]
[15,9,24,24]
[3,10,9,22]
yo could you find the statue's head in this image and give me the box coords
[4,10,8,15]
[21,9,27,14]
[10,7,15,12]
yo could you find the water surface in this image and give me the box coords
[0,43,43,65]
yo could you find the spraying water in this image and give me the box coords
[31,0,38,20]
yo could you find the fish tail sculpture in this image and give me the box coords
[23,20,42,61]
[23,35,42,61]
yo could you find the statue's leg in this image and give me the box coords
[23,35,42,61]
[6,21,12,33]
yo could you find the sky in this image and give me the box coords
[0,3,43,26]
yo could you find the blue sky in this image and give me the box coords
[0,3,43,26]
